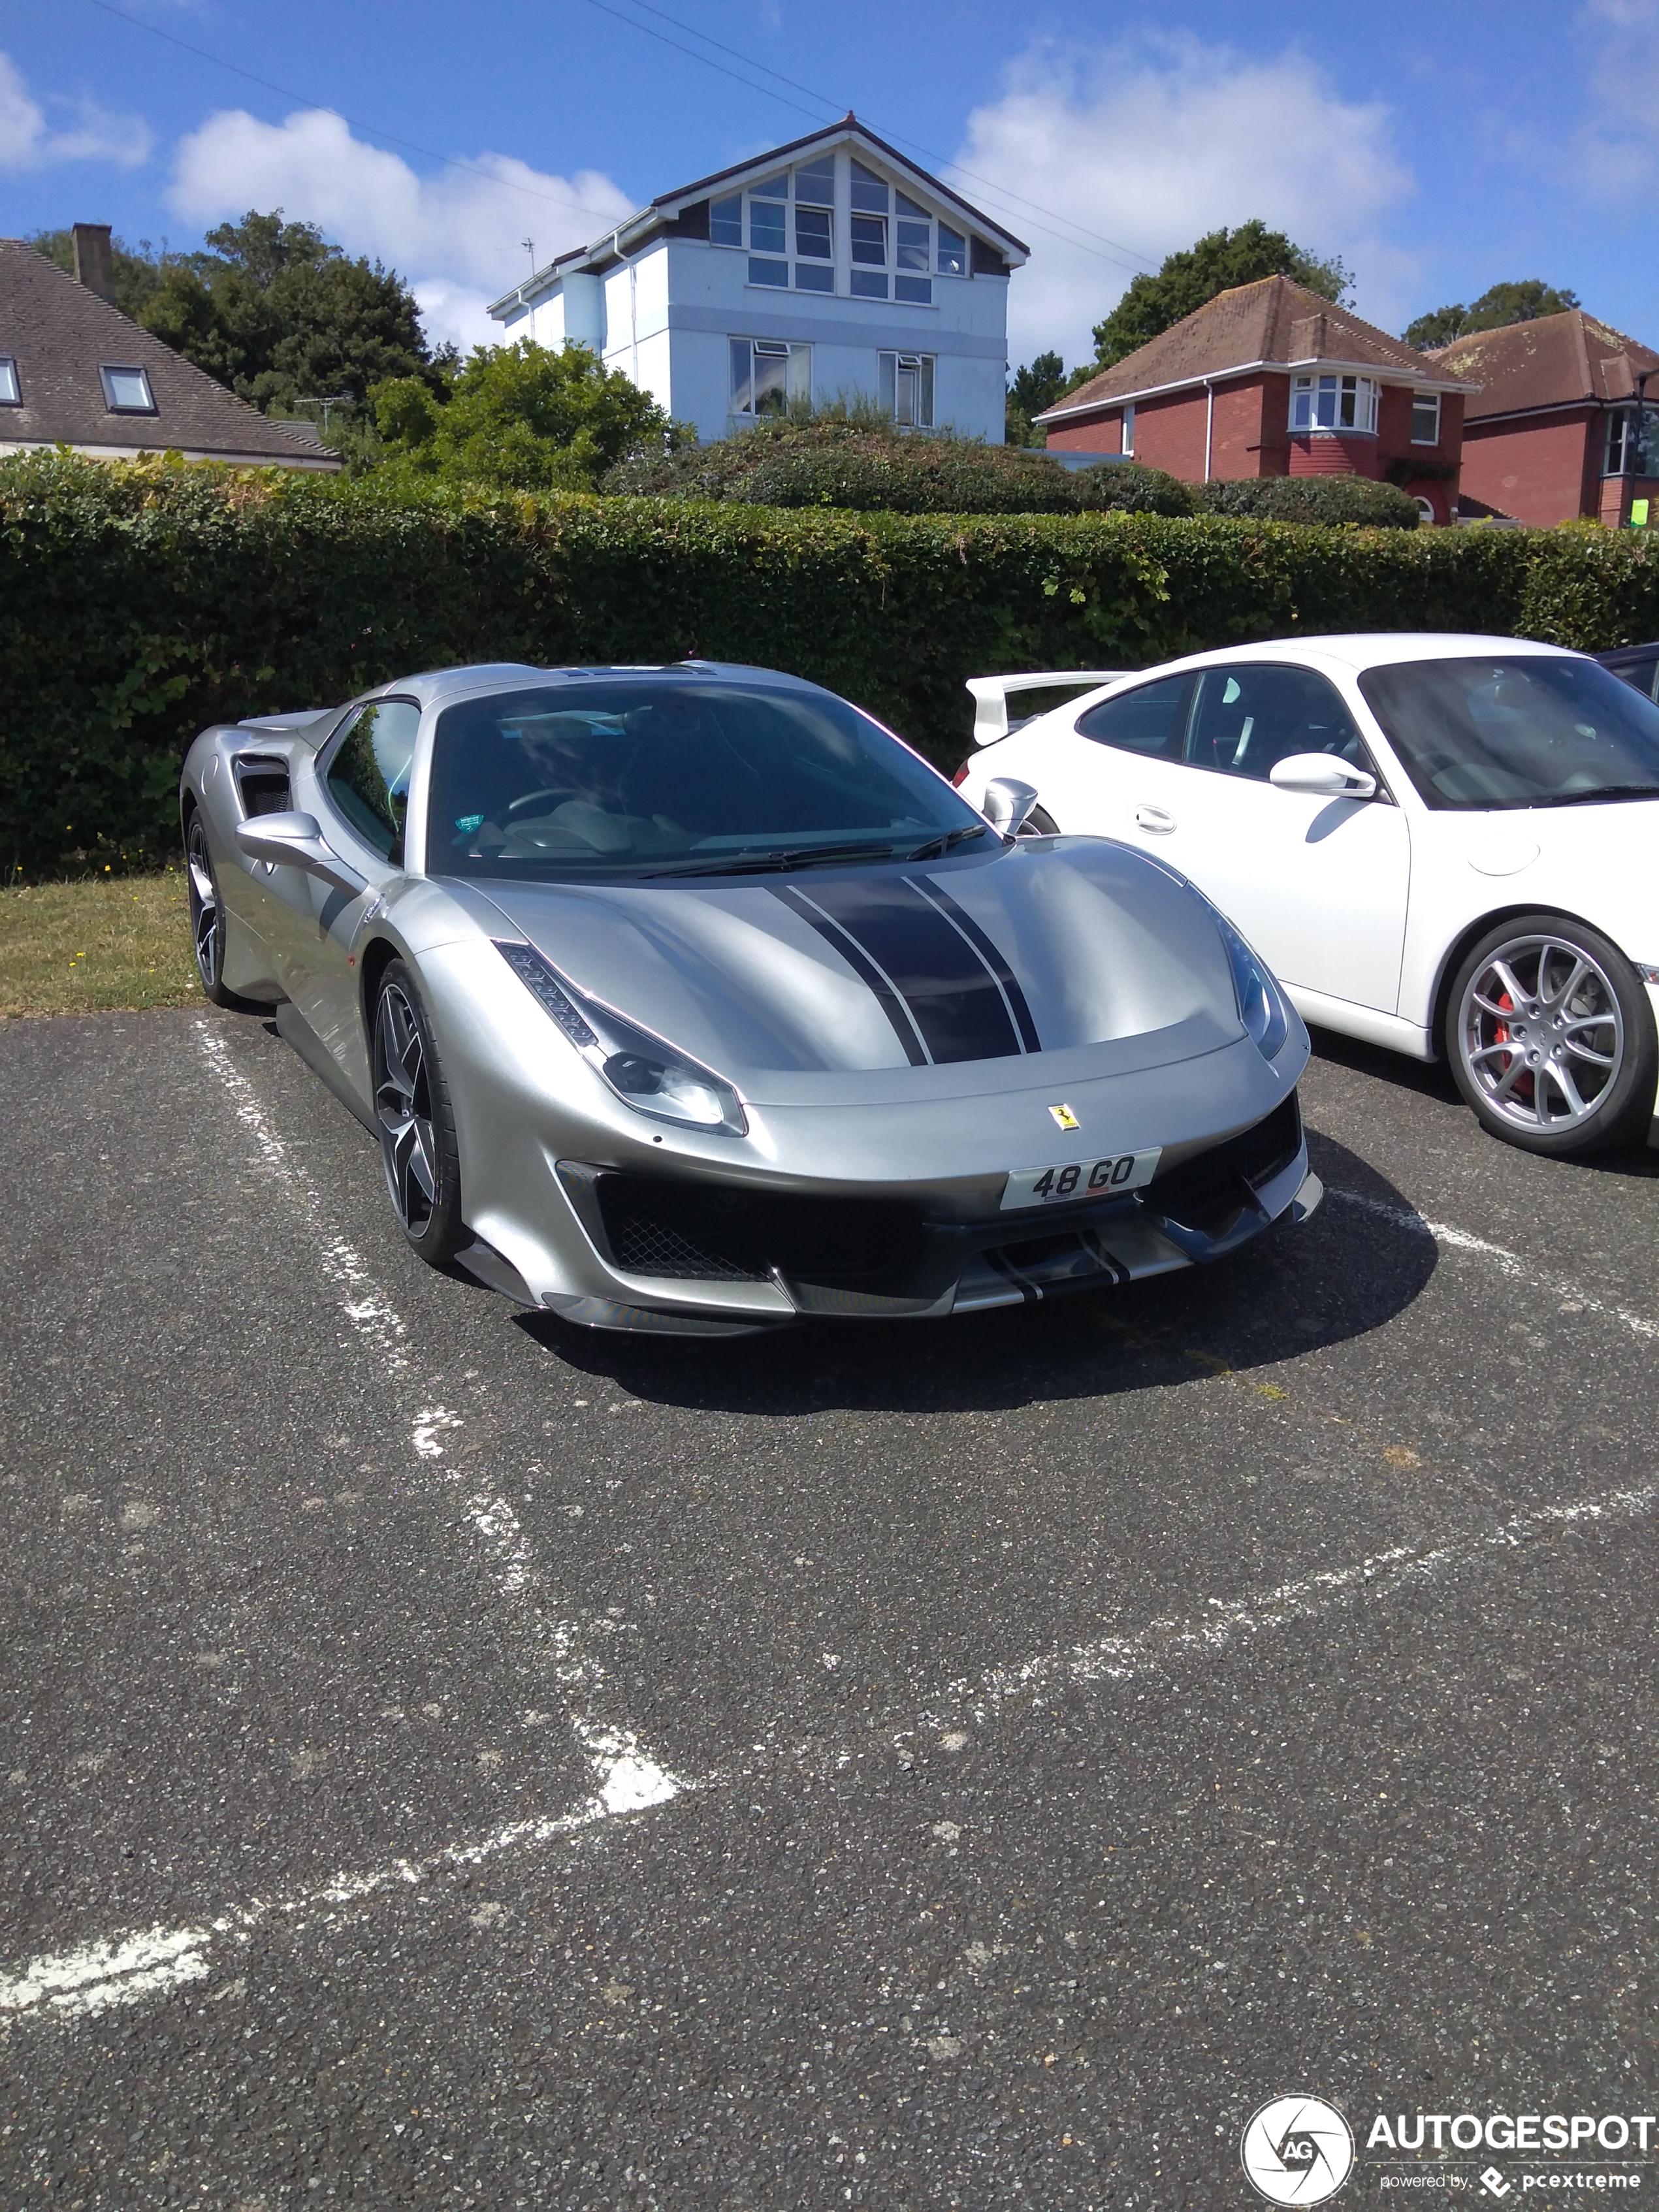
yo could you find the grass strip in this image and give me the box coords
[0,871,199,1017]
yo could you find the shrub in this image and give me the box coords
[5,451,1659,878]
[601,419,1193,516]
[1067,461,1199,517]
[1198,476,1422,528]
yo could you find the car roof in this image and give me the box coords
[1111,633,1585,684]
[356,660,827,713]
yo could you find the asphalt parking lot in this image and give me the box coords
[3,1002,1658,2209]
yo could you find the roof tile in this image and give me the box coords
[0,238,340,466]
[1428,308,1659,420]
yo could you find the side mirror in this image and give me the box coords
[1268,753,1378,800]
[982,777,1040,837]
[236,810,368,896]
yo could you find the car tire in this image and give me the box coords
[1445,913,1658,1155]
[185,807,240,1008]
[371,959,466,1263]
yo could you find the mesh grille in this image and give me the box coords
[596,1175,918,1283]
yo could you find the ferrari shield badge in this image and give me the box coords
[1048,1103,1081,1131]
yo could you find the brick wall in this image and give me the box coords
[1460,408,1599,524]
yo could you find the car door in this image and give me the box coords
[1163,662,1412,1015]
[263,697,421,1079]
[1030,671,1196,839]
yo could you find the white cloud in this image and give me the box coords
[1573,0,1659,200]
[0,50,151,171]
[168,106,634,355]
[950,35,1417,368]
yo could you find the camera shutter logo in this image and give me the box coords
[1240,2096,1355,2204]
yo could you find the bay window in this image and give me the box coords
[1605,406,1659,476]
[1289,373,1379,435]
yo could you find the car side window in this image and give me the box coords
[1185,665,1371,782]
[1073,675,1191,759]
[325,698,421,859]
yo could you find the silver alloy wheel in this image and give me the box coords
[374,982,439,1234]
[1456,932,1626,1134]
[186,815,221,989]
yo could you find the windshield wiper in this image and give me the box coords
[1532,783,1659,808]
[639,841,908,878]
[904,822,994,861]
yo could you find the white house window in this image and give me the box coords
[1290,373,1378,434]
[731,338,811,417]
[710,193,742,248]
[100,364,156,413]
[1411,390,1442,445]
[794,157,835,205]
[0,357,19,406]
[850,159,888,214]
[878,351,934,428]
[937,224,966,277]
[1121,404,1135,456]
[1413,496,1436,526]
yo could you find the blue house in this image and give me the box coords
[488,118,1027,444]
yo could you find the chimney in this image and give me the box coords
[71,223,116,304]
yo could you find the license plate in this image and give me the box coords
[1000,1147,1161,1211]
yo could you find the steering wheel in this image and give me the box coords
[506,786,580,816]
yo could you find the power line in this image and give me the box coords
[587,0,1159,272]
[76,0,626,233]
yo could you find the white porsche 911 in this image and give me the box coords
[956,635,1659,1157]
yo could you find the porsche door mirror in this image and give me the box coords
[982,777,1040,837]
[236,810,368,896]
[1268,753,1377,801]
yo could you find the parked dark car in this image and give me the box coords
[1598,643,1659,700]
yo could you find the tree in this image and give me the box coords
[1078,221,1353,379]
[1005,350,1067,446]
[1404,280,1581,352]
[28,227,169,322]
[373,339,685,492]
[35,211,445,421]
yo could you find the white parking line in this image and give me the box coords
[193,1020,682,1825]
[1328,1185,1658,1343]
[9,1471,1654,2029]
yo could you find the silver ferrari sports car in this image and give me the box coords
[180,661,1321,1335]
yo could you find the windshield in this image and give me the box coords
[1358,656,1659,810]
[426,680,982,880]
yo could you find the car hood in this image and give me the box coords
[468,838,1246,1104]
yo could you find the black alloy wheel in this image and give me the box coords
[1445,912,1658,1155]
[371,959,466,1262]
[185,809,237,1007]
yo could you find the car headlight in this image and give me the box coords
[494,938,748,1136]
[1214,916,1289,1061]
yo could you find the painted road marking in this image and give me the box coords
[10,1475,1654,2028]
[1329,1185,1658,1343]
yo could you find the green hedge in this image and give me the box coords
[1198,476,1421,528]
[5,451,1659,877]
[602,420,1196,515]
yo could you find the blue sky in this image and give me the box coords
[4,0,1656,368]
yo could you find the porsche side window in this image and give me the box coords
[326,699,421,859]
[1074,675,1191,758]
[1186,665,1369,782]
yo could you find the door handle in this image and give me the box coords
[1135,803,1176,834]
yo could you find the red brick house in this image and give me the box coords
[1035,274,1474,523]
[1426,310,1659,528]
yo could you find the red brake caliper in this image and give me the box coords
[1494,987,1534,1102]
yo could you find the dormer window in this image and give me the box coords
[1290,372,1378,434]
[100,364,156,414]
[0,357,19,406]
